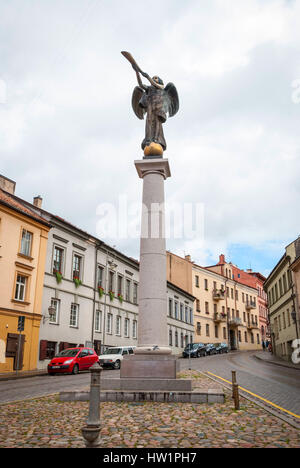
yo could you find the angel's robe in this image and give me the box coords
[139,85,168,151]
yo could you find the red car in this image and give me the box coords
[47,347,99,375]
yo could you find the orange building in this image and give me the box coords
[0,175,51,372]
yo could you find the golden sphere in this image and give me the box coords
[144,142,163,157]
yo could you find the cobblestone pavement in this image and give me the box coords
[0,371,299,448]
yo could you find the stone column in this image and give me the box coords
[121,158,179,380]
[135,158,171,355]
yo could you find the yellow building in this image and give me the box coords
[0,175,50,372]
[167,252,261,350]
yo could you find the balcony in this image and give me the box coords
[213,313,227,323]
[229,317,242,328]
[245,300,256,310]
[212,289,226,301]
[247,321,259,330]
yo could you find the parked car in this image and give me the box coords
[48,347,99,375]
[215,343,229,354]
[182,343,206,358]
[98,346,135,369]
[205,343,218,355]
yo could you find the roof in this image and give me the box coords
[0,189,51,227]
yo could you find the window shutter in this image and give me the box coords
[39,340,48,360]
[6,334,18,357]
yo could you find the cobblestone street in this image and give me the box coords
[0,371,299,449]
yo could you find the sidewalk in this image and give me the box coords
[255,351,300,370]
[0,369,48,381]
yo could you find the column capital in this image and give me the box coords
[134,158,171,180]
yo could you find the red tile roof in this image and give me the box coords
[0,189,51,227]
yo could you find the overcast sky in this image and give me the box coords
[1,0,300,276]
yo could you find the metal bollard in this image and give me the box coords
[81,363,102,448]
[231,371,240,410]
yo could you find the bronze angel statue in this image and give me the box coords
[122,51,179,156]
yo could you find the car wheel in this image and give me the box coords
[48,373,55,376]
[72,364,79,375]
[114,360,121,370]
[196,352,200,358]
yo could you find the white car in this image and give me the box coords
[98,346,135,369]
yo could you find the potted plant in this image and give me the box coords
[73,275,82,288]
[109,290,115,301]
[54,270,63,284]
[98,286,104,298]
[118,293,123,304]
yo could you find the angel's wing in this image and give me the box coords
[132,86,145,120]
[165,83,179,117]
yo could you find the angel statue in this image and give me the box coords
[121,51,179,157]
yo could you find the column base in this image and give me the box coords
[120,354,180,380]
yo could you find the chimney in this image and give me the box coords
[219,254,226,264]
[33,195,43,208]
[0,175,16,195]
[246,269,253,273]
[185,255,191,262]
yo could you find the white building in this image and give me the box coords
[21,199,195,369]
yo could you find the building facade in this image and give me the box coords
[23,205,196,369]
[264,238,300,362]
[0,176,50,372]
[167,252,262,351]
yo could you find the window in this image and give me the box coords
[238,330,242,342]
[251,333,254,344]
[50,298,60,324]
[117,275,123,296]
[124,318,130,337]
[20,229,32,257]
[185,306,188,323]
[244,331,248,343]
[108,271,115,292]
[257,334,260,345]
[223,327,226,339]
[287,309,291,327]
[125,279,131,302]
[95,310,102,332]
[196,299,200,312]
[132,320,137,339]
[204,279,208,290]
[97,266,104,288]
[53,246,64,274]
[195,275,199,287]
[70,304,79,328]
[206,324,210,337]
[215,325,219,338]
[189,307,193,324]
[181,333,184,348]
[174,301,178,320]
[116,316,121,335]
[180,303,184,321]
[169,299,173,317]
[133,283,138,304]
[73,254,82,280]
[169,329,173,346]
[205,302,209,314]
[14,275,27,302]
[175,331,178,347]
[107,313,113,334]
[196,322,201,335]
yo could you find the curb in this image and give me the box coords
[0,371,48,382]
[202,371,300,430]
[254,354,300,371]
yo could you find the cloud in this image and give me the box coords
[0,0,300,273]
